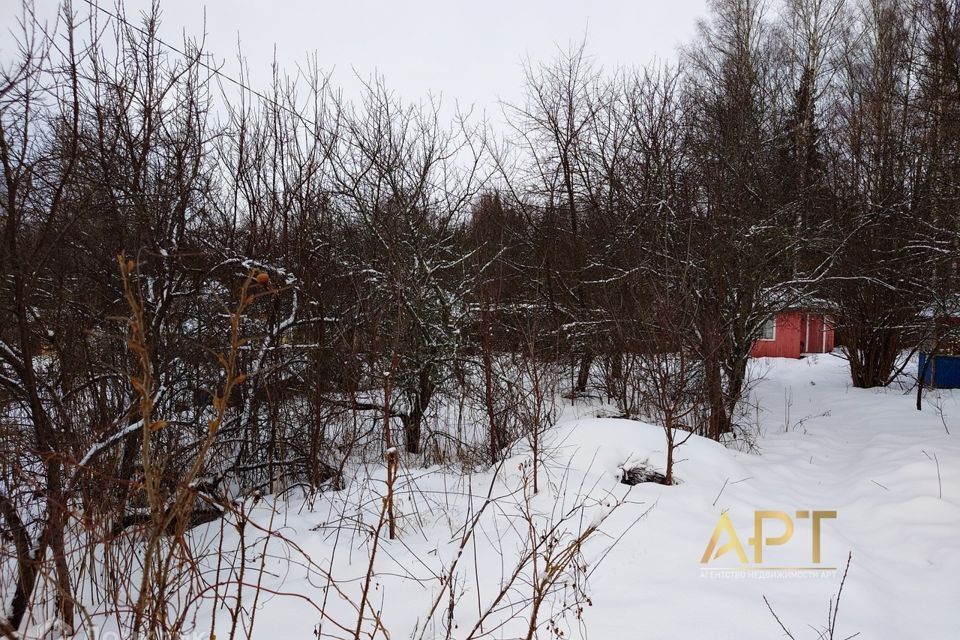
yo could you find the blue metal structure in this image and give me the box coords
[919,352,960,389]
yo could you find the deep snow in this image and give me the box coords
[68,354,960,639]
[577,355,960,639]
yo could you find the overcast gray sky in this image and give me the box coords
[4,1,711,116]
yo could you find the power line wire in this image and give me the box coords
[81,0,322,130]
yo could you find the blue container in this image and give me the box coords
[919,352,960,388]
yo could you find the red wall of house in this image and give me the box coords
[824,315,836,352]
[750,312,836,359]
[801,313,836,353]
[751,311,803,358]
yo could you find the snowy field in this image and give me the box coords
[68,354,959,640]
[578,355,960,639]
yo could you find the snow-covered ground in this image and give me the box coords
[72,354,960,639]
[579,355,960,639]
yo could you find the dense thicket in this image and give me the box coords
[1,0,958,633]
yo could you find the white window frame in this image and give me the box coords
[759,317,776,341]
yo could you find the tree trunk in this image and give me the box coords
[575,351,593,393]
[403,365,436,455]
[705,353,729,441]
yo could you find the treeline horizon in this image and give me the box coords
[0,0,958,632]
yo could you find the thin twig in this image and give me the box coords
[712,478,729,507]
[828,552,853,640]
[763,595,797,640]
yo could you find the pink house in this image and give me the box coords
[750,310,835,359]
